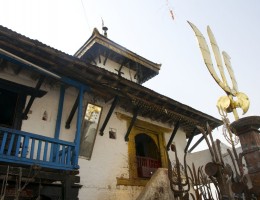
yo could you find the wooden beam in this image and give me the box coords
[22,75,45,119]
[13,66,22,74]
[115,60,127,76]
[100,96,119,136]
[98,52,101,63]
[184,128,197,153]
[65,94,79,129]
[127,94,203,127]
[85,57,95,65]
[96,74,103,81]
[166,120,180,150]
[124,107,139,141]
[73,86,84,167]
[0,58,6,70]
[103,51,110,66]
[0,77,46,97]
[114,68,124,76]
[188,131,208,153]
[0,165,80,183]
[62,175,72,200]
[88,54,97,65]
[54,85,65,139]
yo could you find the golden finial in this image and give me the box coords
[188,21,250,121]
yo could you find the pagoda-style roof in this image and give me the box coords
[74,28,161,84]
[0,25,222,138]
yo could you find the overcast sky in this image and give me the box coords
[1,0,260,150]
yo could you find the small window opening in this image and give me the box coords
[109,128,116,139]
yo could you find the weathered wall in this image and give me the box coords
[1,69,195,200]
[78,106,191,200]
[0,68,80,140]
[136,168,175,200]
[186,149,212,170]
[95,56,138,83]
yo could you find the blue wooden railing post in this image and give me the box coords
[0,127,76,170]
[54,85,65,139]
[73,86,84,168]
[0,132,8,154]
[21,136,29,158]
[53,86,65,161]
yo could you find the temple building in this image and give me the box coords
[0,25,222,199]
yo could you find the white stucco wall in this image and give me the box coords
[77,106,193,200]
[0,68,80,140]
[1,68,195,200]
[95,56,138,83]
[78,104,137,199]
[186,149,212,170]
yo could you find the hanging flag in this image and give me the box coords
[166,0,175,21]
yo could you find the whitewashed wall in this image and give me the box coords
[1,68,198,199]
[0,68,85,141]
[95,56,138,83]
[77,104,193,200]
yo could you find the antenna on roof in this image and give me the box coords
[101,18,108,37]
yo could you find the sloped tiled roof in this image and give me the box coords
[0,25,222,137]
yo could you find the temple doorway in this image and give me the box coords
[135,133,161,178]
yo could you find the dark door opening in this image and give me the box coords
[0,88,18,127]
[0,87,26,155]
[135,133,161,178]
[0,88,26,129]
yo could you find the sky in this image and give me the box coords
[1,0,260,150]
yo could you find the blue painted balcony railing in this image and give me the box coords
[0,127,77,170]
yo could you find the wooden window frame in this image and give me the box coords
[116,113,170,186]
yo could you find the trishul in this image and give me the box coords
[188,21,250,120]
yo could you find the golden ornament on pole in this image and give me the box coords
[188,21,250,121]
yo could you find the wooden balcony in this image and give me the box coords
[0,126,77,171]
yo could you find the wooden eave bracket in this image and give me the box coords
[188,125,209,153]
[115,59,128,76]
[87,53,97,65]
[22,75,45,120]
[166,120,180,150]
[124,107,139,141]
[184,127,197,153]
[65,94,79,129]
[99,96,119,136]
[103,50,110,66]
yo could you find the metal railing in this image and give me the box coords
[0,127,77,170]
[136,156,161,178]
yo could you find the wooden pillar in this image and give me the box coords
[231,116,260,197]
[54,85,65,139]
[73,86,84,168]
[62,175,72,200]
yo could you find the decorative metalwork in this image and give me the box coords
[197,123,253,199]
[167,144,191,199]
[221,109,240,147]
[188,21,250,121]
[166,122,258,199]
[188,163,217,200]
[186,21,260,199]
